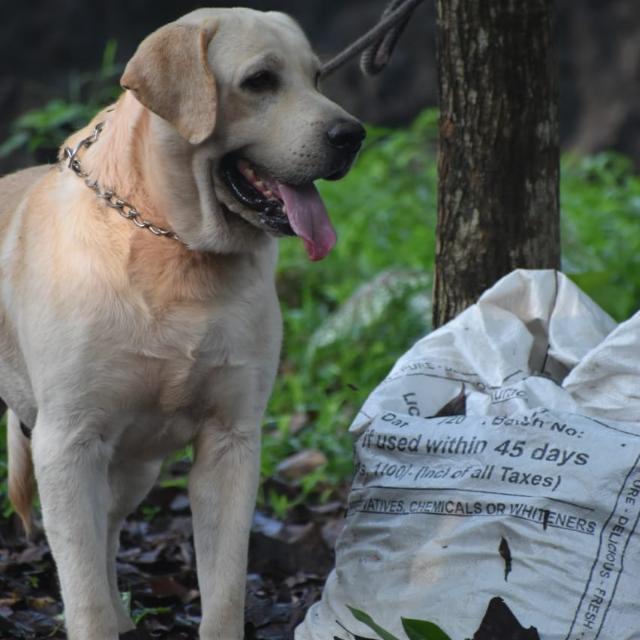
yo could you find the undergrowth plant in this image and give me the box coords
[342,606,452,640]
[0,40,121,161]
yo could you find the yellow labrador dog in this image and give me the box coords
[1,7,363,639]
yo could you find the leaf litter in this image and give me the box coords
[0,459,345,639]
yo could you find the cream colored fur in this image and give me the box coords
[7,409,35,535]
[0,8,360,639]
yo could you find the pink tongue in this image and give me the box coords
[277,183,337,261]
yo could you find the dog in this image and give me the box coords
[1,7,364,639]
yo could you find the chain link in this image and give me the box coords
[63,122,181,242]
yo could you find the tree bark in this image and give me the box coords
[433,0,560,328]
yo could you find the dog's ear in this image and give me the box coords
[121,22,218,145]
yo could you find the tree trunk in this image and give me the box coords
[433,0,560,328]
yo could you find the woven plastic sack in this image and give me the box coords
[297,269,640,640]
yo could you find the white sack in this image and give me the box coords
[297,269,640,640]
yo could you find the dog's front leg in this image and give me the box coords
[189,421,261,640]
[32,417,118,640]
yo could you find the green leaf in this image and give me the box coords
[336,618,378,640]
[131,605,171,625]
[347,606,400,640]
[402,618,452,640]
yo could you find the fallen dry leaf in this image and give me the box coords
[276,450,328,481]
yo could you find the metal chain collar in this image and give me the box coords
[63,122,181,242]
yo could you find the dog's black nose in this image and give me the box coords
[326,120,366,153]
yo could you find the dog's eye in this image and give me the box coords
[242,70,279,92]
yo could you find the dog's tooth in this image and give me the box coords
[239,161,256,181]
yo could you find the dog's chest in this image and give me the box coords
[140,303,255,405]
[102,292,280,460]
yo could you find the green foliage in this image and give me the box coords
[561,152,640,320]
[266,491,294,520]
[0,40,121,159]
[140,505,161,522]
[346,606,453,640]
[348,606,401,640]
[132,605,172,625]
[120,590,172,626]
[402,619,452,640]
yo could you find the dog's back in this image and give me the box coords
[0,165,50,223]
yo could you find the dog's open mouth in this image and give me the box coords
[220,155,337,261]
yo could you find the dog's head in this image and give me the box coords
[120,8,364,259]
